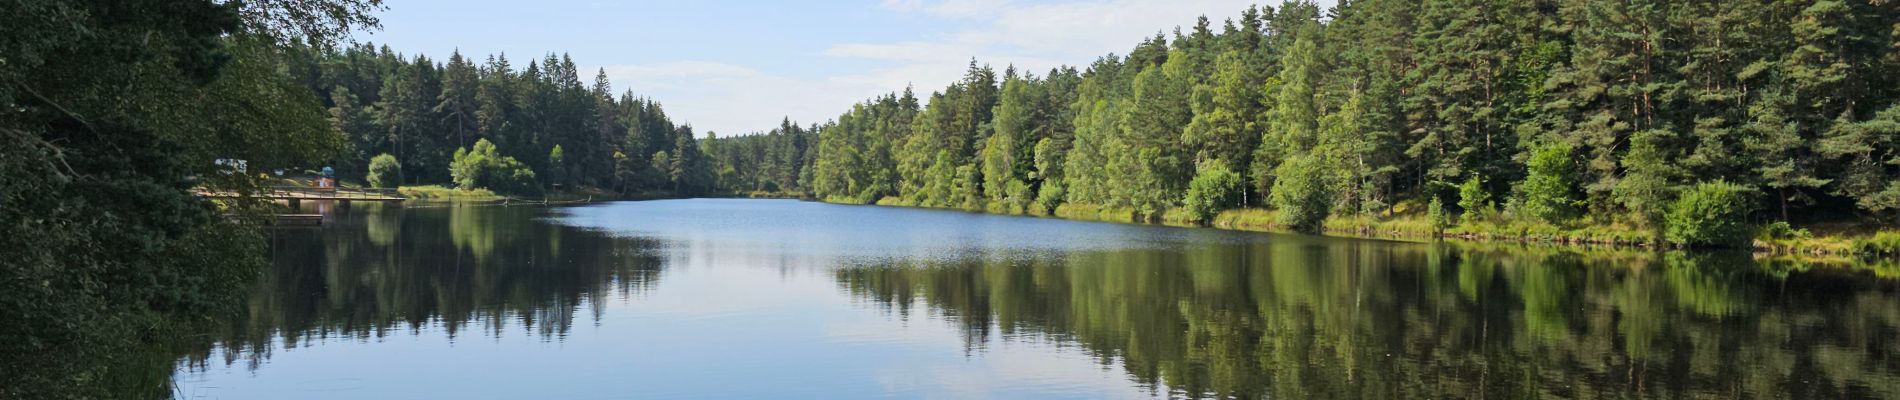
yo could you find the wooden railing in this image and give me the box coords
[267,186,402,199]
[195,186,409,202]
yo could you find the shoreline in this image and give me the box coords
[381,188,1893,262]
[800,196,1899,263]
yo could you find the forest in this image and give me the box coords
[283,45,738,197]
[0,0,818,390]
[282,0,1900,250]
[738,0,1900,248]
[4,0,1898,396]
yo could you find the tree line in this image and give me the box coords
[780,0,1900,244]
[284,44,722,196]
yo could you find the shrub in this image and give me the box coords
[366,153,401,188]
[1515,143,1579,222]
[1035,178,1066,213]
[1270,155,1333,232]
[450,138,540,195]
[1428,195,1450,232]
[398,185,499,200]
[1005,179,1034,213]
[547,144,568,188]
[1182,159,1244,223]
[1664,180,1755,247]
[1755,221,1811,241]
[1458,176,1491,223]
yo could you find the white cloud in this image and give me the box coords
[878,0,926,12]
[971,0,1260,57]
[598,60,981,136]
[822,42,982,63]
[812,0,1265,104]
[881,0,1016,17]
[924,0,1017,18]
[878,0,1263,61]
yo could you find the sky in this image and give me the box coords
[360,0,1335,136]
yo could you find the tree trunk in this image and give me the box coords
[1779,188,1790,222]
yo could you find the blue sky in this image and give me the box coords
[361,0,1333,135]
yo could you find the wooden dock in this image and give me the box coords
[197,186,407,206]
[198,186,406,227]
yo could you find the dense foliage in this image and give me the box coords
[1270,154,1334,231]
[288,45,719,195]
[781,0,1900,239]
[1665,181,1757,247]
[1182,159,1245,222]
[701,119,817,195]
[0,0,379,396]
[450,139,539,195]
[1513,143,1580,223]
[367,153,401,188]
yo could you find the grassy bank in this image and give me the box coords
[736,190,809,200]
[398,184,815,204]
[829,196,1899,260]
[1192,206,1893,258]
[398,185,504,202]
[400,185,630,205]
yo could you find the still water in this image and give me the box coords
[172,199,1899,399]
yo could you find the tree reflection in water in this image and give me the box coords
[174,204,665,373]
[154,202,1898,400]
[835,239,1900,399]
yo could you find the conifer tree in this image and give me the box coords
[436,50,480,149]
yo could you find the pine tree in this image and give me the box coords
[376,63,426,184]
[1316,87,1393,215]
[984,72,1041,208]
[588,68,622,187]
[1031,67,1082,206]
[436,50,479,149]
[671,126,699,193]
[1404,0,1521,190]
[1547,0,1677,216]
[1183,50,1264,187]
[1255,28,1321,200]
[475,53,515,147]
[1118,49,1194,215]
[328,86,377,178]
[1061,56,1124,207]
[1744,89,1826,221]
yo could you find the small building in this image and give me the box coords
[315,166,337,192]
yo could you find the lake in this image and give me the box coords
[169,199,1899,399]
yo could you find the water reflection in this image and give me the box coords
[165,200,1898,399]
[178,204,665,372]
[835,241,1900,399]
